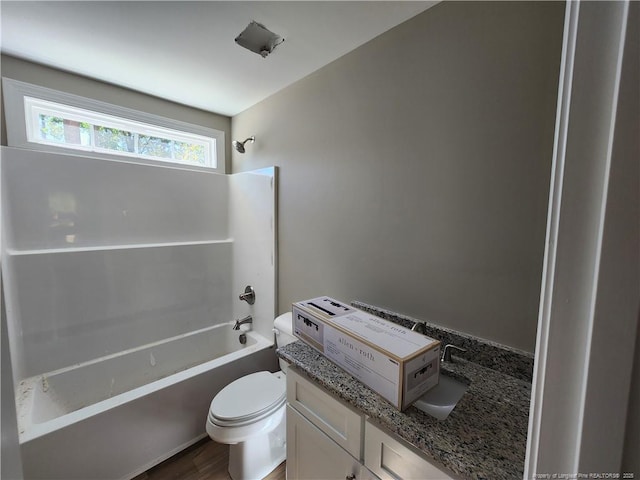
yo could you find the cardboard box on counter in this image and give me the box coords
[292,296,440,411]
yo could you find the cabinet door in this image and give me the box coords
[364,421,460,480]
[287,367,363,459]
[287,405,362,480]
[359,466,382,480]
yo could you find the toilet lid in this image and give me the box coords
[211,371,285,422]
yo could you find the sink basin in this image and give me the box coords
[413,374,469,420]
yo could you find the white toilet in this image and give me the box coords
[206,312,296,480]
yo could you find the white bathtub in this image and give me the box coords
[16,322,277,480]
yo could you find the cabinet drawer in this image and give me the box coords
[287,367,364,459]
[364,420,460,480]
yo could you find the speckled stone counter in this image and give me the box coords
[277,305,533,480]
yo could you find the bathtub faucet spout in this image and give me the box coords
[233,315,253,330]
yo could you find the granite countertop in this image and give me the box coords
[277,303,533,480]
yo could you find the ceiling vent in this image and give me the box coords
[235,21,284,58]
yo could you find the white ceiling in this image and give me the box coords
[1,1,437,117]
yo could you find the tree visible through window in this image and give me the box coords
[29,98,214,168]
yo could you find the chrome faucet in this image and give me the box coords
[441,344,467,363]
[233,315,253,330]
[411,321,427,334]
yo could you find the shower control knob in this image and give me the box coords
[346,475,356,480]
[239,285,255,305]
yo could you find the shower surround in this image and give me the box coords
[1,147,278,479]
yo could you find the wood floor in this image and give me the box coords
[133,438,285,480]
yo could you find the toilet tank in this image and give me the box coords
[274,312,296,372]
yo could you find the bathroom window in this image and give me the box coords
[3,78,225,173]
[25,97,213,167]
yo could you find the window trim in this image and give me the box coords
[2,77,226,173]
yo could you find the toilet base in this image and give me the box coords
[228,416,286,480]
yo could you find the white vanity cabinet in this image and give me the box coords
[286,367,461,480]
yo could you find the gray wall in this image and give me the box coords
[621,2,639,475]
[0,54,232,172]
[232,1,564,352]
[623,316,640,475]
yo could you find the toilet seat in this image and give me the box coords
[209,371,285,427]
